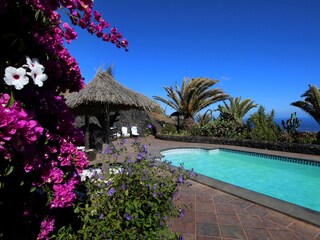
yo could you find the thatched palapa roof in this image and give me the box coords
[65,66,159,146]
[65,67,159,116]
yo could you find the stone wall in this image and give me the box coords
[155,134,320,155]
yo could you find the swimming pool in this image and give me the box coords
[161,148,320,212]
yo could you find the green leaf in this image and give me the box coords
[35,10,40,21]
[4,165,14,176]
[30,186,36,192]
[6,92,15,108]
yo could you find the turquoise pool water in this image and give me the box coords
[161,148,320,212]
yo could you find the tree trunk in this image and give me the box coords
[183,116,195,130]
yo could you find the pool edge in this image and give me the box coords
[160,147,320,227]
[194,172,320,228]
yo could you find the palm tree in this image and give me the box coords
[195,109,214,126]
[153,77,229,129]
[291,84,320,125]
[217,97,257,123]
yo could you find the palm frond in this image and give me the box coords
[291,85,320,124]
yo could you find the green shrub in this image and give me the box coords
[161,124,178,134]
[54,139,192,239]
[190,115,246,139]
[246,106,281,142]
[293,132,318,144]
[317,132,320,144]
[277,131,318,144]
[277,132,295,143]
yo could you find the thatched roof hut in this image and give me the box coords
[66,68,158,115]
[65,67,159,147]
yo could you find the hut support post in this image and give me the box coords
[85,115,90,149]
[103,104,110,144]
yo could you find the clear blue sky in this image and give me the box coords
[64,0,320,119]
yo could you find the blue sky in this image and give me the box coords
[64,0,320,119]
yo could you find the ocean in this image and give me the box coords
[275,117,320,132]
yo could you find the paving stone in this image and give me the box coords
[264,211,295,227]
[197,236,222,240]
[244,204,272,218]
[215,203,237,214]
[268,228,299,240]
[244,227,273,240]
[220,225,247,239]
[238,214,265,228]
[288,221,320,240]
[218,214,241,225]
[172,220,195,234]
[196,212,218,224]
[197,202,216,213]
[179,234,195,240]
[196,193,214,203]
[196,223,220,237]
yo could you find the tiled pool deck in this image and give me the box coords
[112,136,320,240]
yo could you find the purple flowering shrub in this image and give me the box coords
[0,0,127,239]
[54,139,194,239]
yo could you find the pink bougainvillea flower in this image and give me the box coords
[50,179,77,208]
[62,22,77,43]
[4,66,29,90]
[121,39,128,48]
[111,27,117,34]
[37,216,55,240]
[42,167,64,184]
[93,10,102,22]
[26,57,48,87]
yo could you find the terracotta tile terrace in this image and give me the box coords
[111,136,320,240]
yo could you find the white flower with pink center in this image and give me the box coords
[26,57,48,87]
[3,66,29,90]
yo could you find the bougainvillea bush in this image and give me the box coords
[53,139,193,239]
[1,1,190,239]
[0,0,127,239]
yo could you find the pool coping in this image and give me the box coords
[159,147,320,227]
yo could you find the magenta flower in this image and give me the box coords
[50,179,77,208]
[111,27,118,34]
[73,150,88,173]
[94,10,102,21]
[42,167,64,184]
[62,22,77,43]
[37,217,55,240]
[60,141,75,154]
